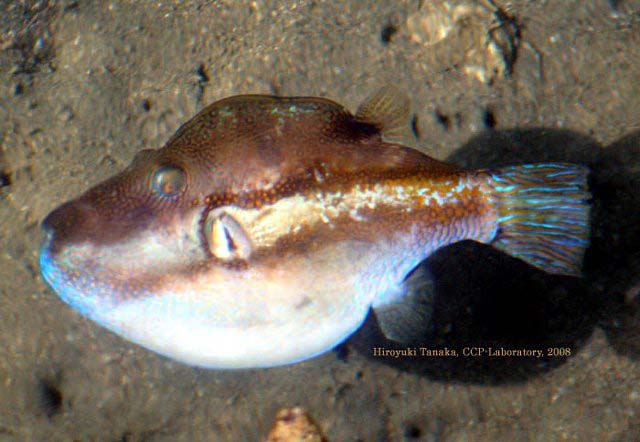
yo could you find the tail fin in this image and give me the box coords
[487,163,591,276]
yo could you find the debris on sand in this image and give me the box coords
[266,406,325,442]
[405,1,523,84]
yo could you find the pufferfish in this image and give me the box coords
[40,87,590,368]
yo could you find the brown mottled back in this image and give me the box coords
[43,95,455,252]
[160,95,455,196]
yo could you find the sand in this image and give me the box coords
[1,0,639,440]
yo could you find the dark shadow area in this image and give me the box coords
[347,128,640,384]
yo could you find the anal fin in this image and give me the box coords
[372,264,435,344]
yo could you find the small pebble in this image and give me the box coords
[266,406,324,442]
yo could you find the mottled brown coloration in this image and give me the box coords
[43,95,459,257]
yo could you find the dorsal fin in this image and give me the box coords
[355,85,412,141]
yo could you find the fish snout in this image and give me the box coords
[41,199,100,253]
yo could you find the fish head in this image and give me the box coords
[40,95,404,368]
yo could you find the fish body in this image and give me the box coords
[40,89,590,368]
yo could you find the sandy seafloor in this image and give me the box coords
[1,0,640,440]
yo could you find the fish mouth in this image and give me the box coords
[39,200,94,291]
[40,219,54,259]
[39,235,54,288]
[39,235,107,320]
[40,199,102,254]
[39,217,64,295]
[39,224,56,290]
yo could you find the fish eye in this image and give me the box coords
[152,166,187,197]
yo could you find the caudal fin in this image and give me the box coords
[487,163,591,276]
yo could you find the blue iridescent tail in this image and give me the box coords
[487,163,591,276]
